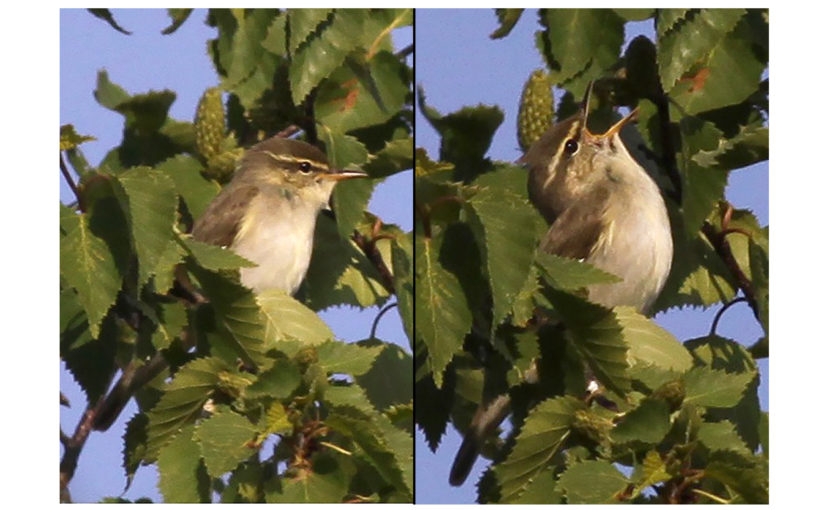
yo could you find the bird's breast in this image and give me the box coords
[232,194,320,295]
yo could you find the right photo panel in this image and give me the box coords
[414,8,769,504]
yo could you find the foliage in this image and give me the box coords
[415,8,768,504]
[60,8,413,503]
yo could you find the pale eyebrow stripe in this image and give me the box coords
[542,120,582,191]
[261,151,329,171]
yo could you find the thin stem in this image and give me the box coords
[710,296,748,337]
[692,488,731,504]
[701,221,760,322]
[369,302,398,339]
[352,230,396,294]
[60,154,83,210]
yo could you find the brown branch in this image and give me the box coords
[275,124,301,139]
[60,153,84,211]
[709,296,748,336]
[60,406,97,502]
[701,221,760,322]
[352,229,396,294]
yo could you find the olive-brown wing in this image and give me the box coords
[191,184,260,248]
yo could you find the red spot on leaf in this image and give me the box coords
[683,67,711,93]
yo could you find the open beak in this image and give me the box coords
[579,81,639,139]
[602,107,640,138]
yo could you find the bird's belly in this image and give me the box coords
[232,212,317,295]
[586,203,673,312]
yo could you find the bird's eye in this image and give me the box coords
[298,161,312,173]
[563,139,578,155]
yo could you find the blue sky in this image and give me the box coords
[59,8,412,502]
[414,9,768,503]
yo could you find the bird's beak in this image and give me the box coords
[320,168,368,181]
[602,107,640,138]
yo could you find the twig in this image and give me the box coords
[369,302,398,339]
[395,43,413,59]
[60,407,98,502]
[275,124,301,139]
[701,221,760,322]
[709,296,748,337]
[352,229,396,294]
[60,154,83,211]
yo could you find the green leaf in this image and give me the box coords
[363,137,414,178]
[536,251,622,291]
[685,335,762,448]
[156,424,210,503]
[391,234,414,343]
[490,9,524,38]
[657,9,691,36]
[611,398,671,444]
[289,9,360,105]
[356,341,412,411]
[191,268,268,368]
[418,91,503,179]
[698,420,751,455]
[60,302,117,403]
[265,460,349,503]
[59,209,121,338]
[692,122,769,171]
[325,406,410,495]
[88,8,131,34]
[680,116,729,236]
[415,234,472,387]
[221,462,265,503]
[300,214,390,310]
[117,167,178,287]
[180,236,256,270]
[194,411,258,477]
[615,306,693,371]
[508,468,562,503]
[704,450,768,503]
[317,340,384,376]
[94,70,131,110]
[150,300,188,350]
[544,288,631,395]
[539,9,625,96]
[661,10,764,115]
[759,412,768,458]
[162,8,193,35]
[60,124,96,151]
[325,383,376,414]
[287,9,333,53]
[155,154,220,221]
[257,289,334,346]
[315,51,409,133]
[494,396,584,502]
[557,460,629,504]
[146,357,229,460]
[151,240,186,294]
[683,365,753,408]
[630,450,672,497]
[245,358,302,399]
[658,9,745,91]
[465,185,539,330]
[222,10,280,91]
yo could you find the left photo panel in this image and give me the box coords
[60,9,413,503]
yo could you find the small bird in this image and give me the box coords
[449,84,673,486]
[92,137,365,432]
[192,136,366,295]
